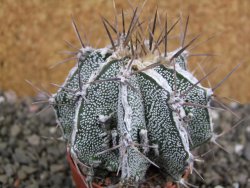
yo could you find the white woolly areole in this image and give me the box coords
[98,115,110,123]
[75,89,87,98]
[111,130,118,147]
[48,95,56,105]
[140,129,149,153]
[206,88,214,98]
[77,46,95,59]
[120,84,132,133]
[139,129,148,136]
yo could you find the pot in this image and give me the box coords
[66,148,102,188]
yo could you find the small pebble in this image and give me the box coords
[232,182,240,188]
[39,158,48,169]
[246,126,250,133]
[0,175,8,184]
[0,115,4,122]
[229,102,239,109]
[40,172,48,180]
[17,169,27,180]
[214,185,224,188]
[27,134,40,146]
[4,164,15,176]
[49,127,57,134]
[50,164,65,173]
[0,166,4,174]
[238,173,248,184]
[14,148,30,164]
[234,144,244,156]
[4,90,17,103]
[22,165,37,174]
[243,144,250,161]
[0,143,7,151]
[26,183,39,188]
[0,96,5,103]
[10,124,21,137]
[211,110,219,120]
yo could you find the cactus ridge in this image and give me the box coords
[48,5,240,187]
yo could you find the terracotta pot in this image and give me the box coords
[66,148,102,188]
[66,149,182,188]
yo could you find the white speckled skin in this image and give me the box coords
[52,47,214,184]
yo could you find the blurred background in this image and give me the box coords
[0,0,250,188]
[0,0,249,102]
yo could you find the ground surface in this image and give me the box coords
[0,91,249,188]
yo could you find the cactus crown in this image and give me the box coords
[47,5,237,187]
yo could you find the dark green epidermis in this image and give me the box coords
[137,72,189,181]
[53,50,109,141]
[73,59,127,172]
[117,71,149,181]
[154,65,212,149]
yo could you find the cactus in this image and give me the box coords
[48,7,240,187]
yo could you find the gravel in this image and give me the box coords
[0,91,73,188]
[0,90,249,188]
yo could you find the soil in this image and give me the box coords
[0,90,249,188]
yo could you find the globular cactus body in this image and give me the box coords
[49,8,224,187]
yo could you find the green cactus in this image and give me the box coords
[48,7,239,187]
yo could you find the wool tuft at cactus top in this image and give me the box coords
[50,13,218,186]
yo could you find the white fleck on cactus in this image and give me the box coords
[46,6,241,188]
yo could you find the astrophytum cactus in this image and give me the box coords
[47,7,240,188]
